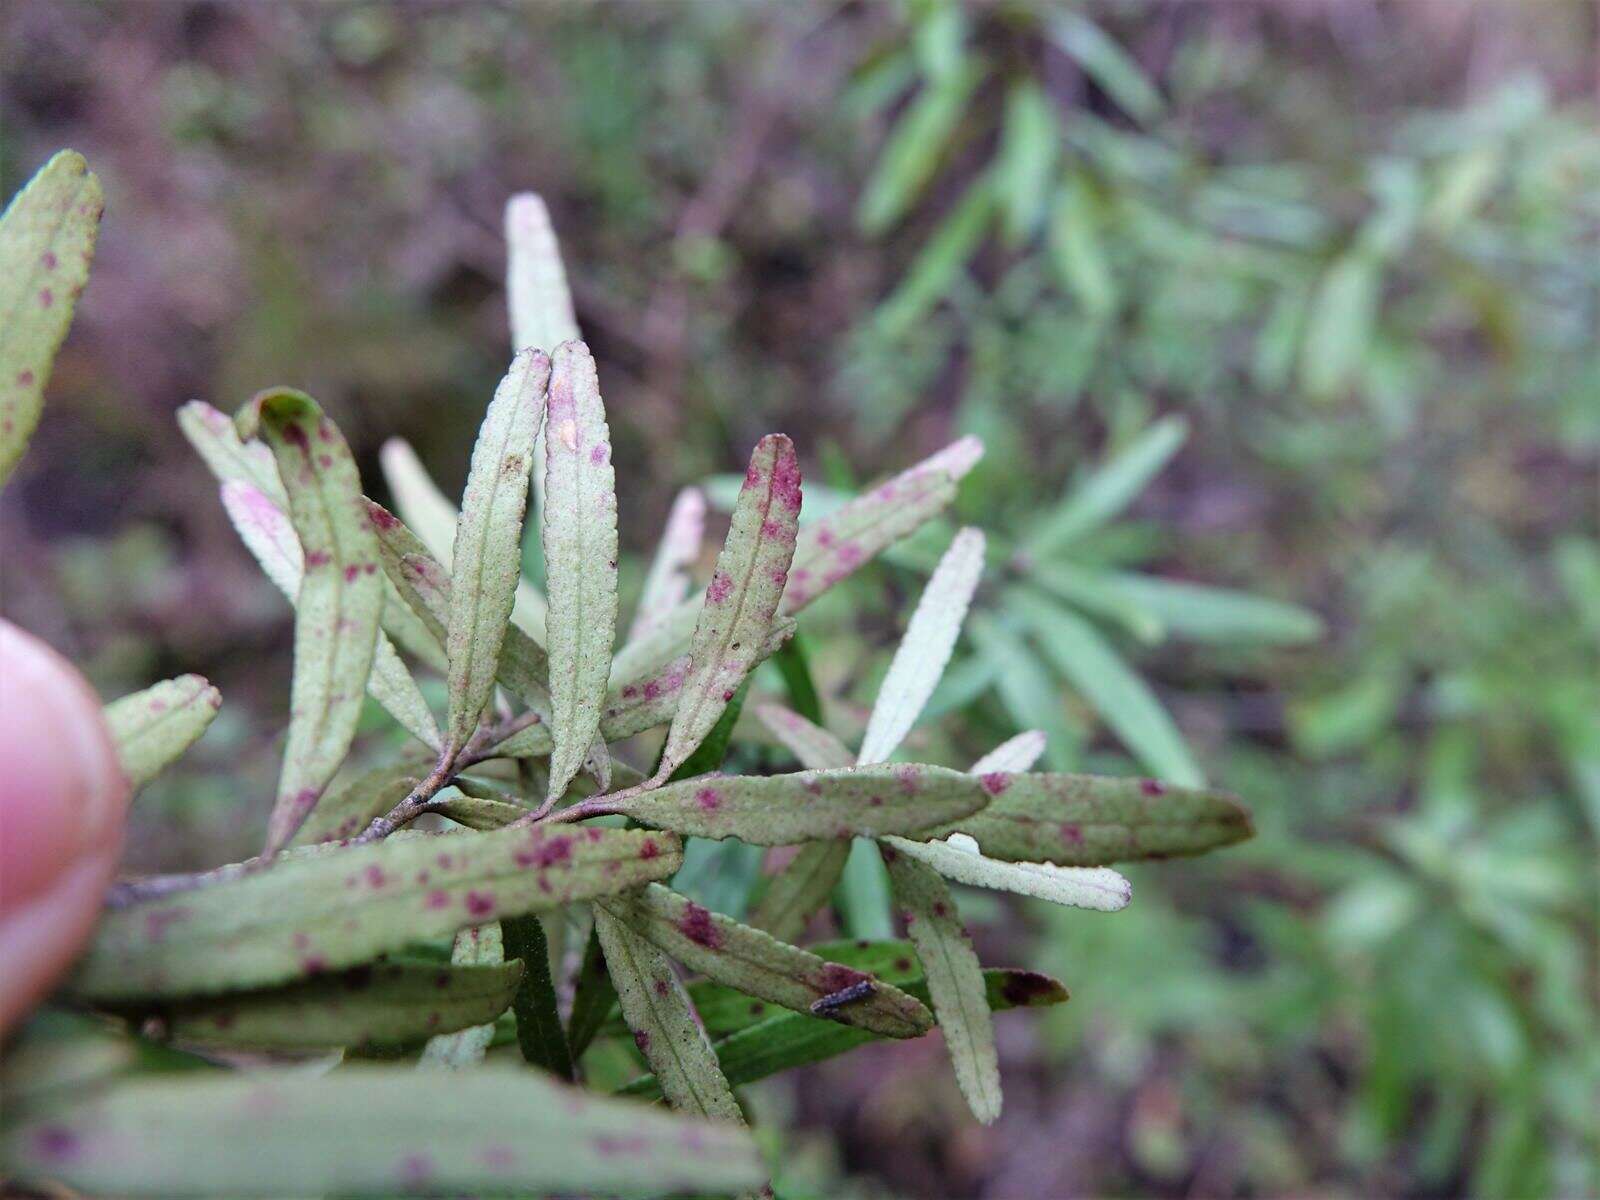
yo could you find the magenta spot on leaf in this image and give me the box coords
[143,907,191,943]
[632,1029,651,1053]
[343,565,360,582]
[585,827,603,842]
[678,902,722,948]
[642,680,662,701]
[932,901,949,918]
[32,1125,79,1161]
[281,422,311,452]
[894,765,920,794]
[818,963,868,992]
[1060,823,1083,845]
[436,853,456,869]
[816,529,835,548]
[424,889,450,910]
[364,562,377,574]
[41,250,57,269]
[695,787,721,812]
[1140,778,1168,796]
[317,419,336,442]
[369,507,400,530]
[879,842,898,862]
[836,542,863,567]
[653,978,670,997]
[980,772,1011,795]
[589,443,608,465]
[621,684,638,699]
[302,956,327,975]
[769,567,788,588]
[464,890,495,916]
[770,445,803,512]
[524,834,572,869]
[721,688,734,701]
[364,865,387,888]
[148,699,167,713]
[640,838,660,860]
[305,550,331,568]
[38,288,53,307]
[593,1134,651,1158]
[17,370,34,386]
[706,572,732,603]
[317,453,334,469]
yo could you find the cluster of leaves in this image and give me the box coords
[0,152,1252,1198]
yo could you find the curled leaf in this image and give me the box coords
[103,675,220,791]
[177,400,284,505]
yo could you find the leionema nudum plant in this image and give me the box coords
[1,152,1252,1198]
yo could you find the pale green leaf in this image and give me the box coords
[1300,251,1380,399]
[859,526,985,764]
[923,771,1252,866]
[446,349,549,748]
[73,825,682,1001]
[1026,415,1188,556]
[103,675,220,791]
[593,906,745,1122]
[236,390,385,853]
[882,832,1131,912]
[876,175,996,338]
[857,60,983,235]
[1,1065,765,1197]
[1048,13,1165,123]
[610,763,993,846]
[432,785,530,831]
[421,921,504,1068]
[0,150,102,485]
[1088,569,1325,646]
[882,852,1000,1122]
[599,883,932,1039]
[629,486,706,642]
[221,480,441,751]
[754,703,854,770]
[746,841,851,944]
[287,759,431,848]
[1012,588,1203,786]
[177,400,284,506]
[1050,172,1118,316]
[506,192,581,355]
[153,958,523,1051]
[998,80,1059,244]
[969,613,1082,769]
[1028,560,1164,643]
[969,730,1047,775]
[542,341,619,801]
[656,434,800,780]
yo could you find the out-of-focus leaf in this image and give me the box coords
[859,527,986,764]
[446,349,549,749]
[883,852,1000,1123]
[771,633,823,723]
[838,837,896,941]
[755,704,854,770]
[1028,561,1164,643]
[541,341,620,801]
[621,965,1068,1099]
[609,763,993,846]
[1300,251,1380,399]
[0,150,102,485]
[1,1066,766,1197]
[177,400,285,506]
[500,913,573,1078]
[236,390,385,854]
[73,825,682,1001]
[1012,588,1203,786]
[882,832,1131,911]
[1048,12,1164,123]
[154,958,522,1051]
[1026,416,1188,557]
[1087,569,1324,645]
[629,486,706,643]
[599,884,932,1039]
[877,175,996,338]
[1050,172,1118,315]
[923,771,1252,865]
[655,435,799,780]
[421,921,504,1069]
[103,675,220,791]
[222,481,441,751]
[970,731,1048,775]
[287,759,427,848]
[566,924,616,1060]
[969,614,1082,770]
[432,785,529,831]
[593,907,745,1123]
[747,841,852,944]
[999,80,1059,245]
[857,60,983,235]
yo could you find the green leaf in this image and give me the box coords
[770,633,823,723]
[599,884,932,1039]
[882,852,1000,1123]
[610,763,993,846]
[1012,588,1203,786]
[629,485,706,642]
[1047,13,1165,124]
[103,675,220,791]
[236,390,386,853]
[970,730,1047,775]
[506,193,581,355]
[1300,251,1380,399]
[998,80,1059,245]
[501,913,574,1078]
[665,678,750,783]
[221,480,442,751]
[287,759,429,848]
[446,349,550,748]
[432,785,530,832]
[746,841,852,944]
[72,825,682,1001]
[2,1065,766,1197]
[593,906,746,1122]
[859,526,985,764]
[421,921,504,1068]
[1089,569,1325,646]
[149,958,523,1051]
[857,60,983,235]
[923,772,1252,866]
[1050,172,1118,316]
[1027,560,1164,643]
[837,836,895,940]
[1026,416,1188,557]
[969,614,1082,770]
[655,434,800,780]
[881,832,1131,912]
[566,923,617,1060]
[754,703,854,770]
[177,400,285,506]
[876,175,996,339]
[621,965,1068,1099]
[0,150,103,485]
[541,341,620,801]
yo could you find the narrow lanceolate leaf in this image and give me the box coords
[567,924,617,1060]
[177,400,285,505]
[152,959,523,1050]
[422,922,505,1068]
[747,842,851,943]
[883,852,1000,1123]
[103,676,220,790]
[630,486,706,642]
[593,907,745,1122]
[600,884,932,1039]
[657,435,801,780]
[611,763,993,846]
[621,966,1068,1099]
[381,437,548,643]
[432,788,530,832]
[2,1066,765,1198]
[859,527,986,764]
[501,914,573,1078]
[506,193,581,355]
[1,150,103,485]
[970,730,1048,775]
[286,758,429,848]
[886,832,1131,912]
[222,481,441,752]
[1027,416,1187,556]
[446,349,549,748]
[236,390,385,854]
[923,772,1253,866]
[541,341,619,801]
[73,825,682,1001]
[755,703,854,770]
